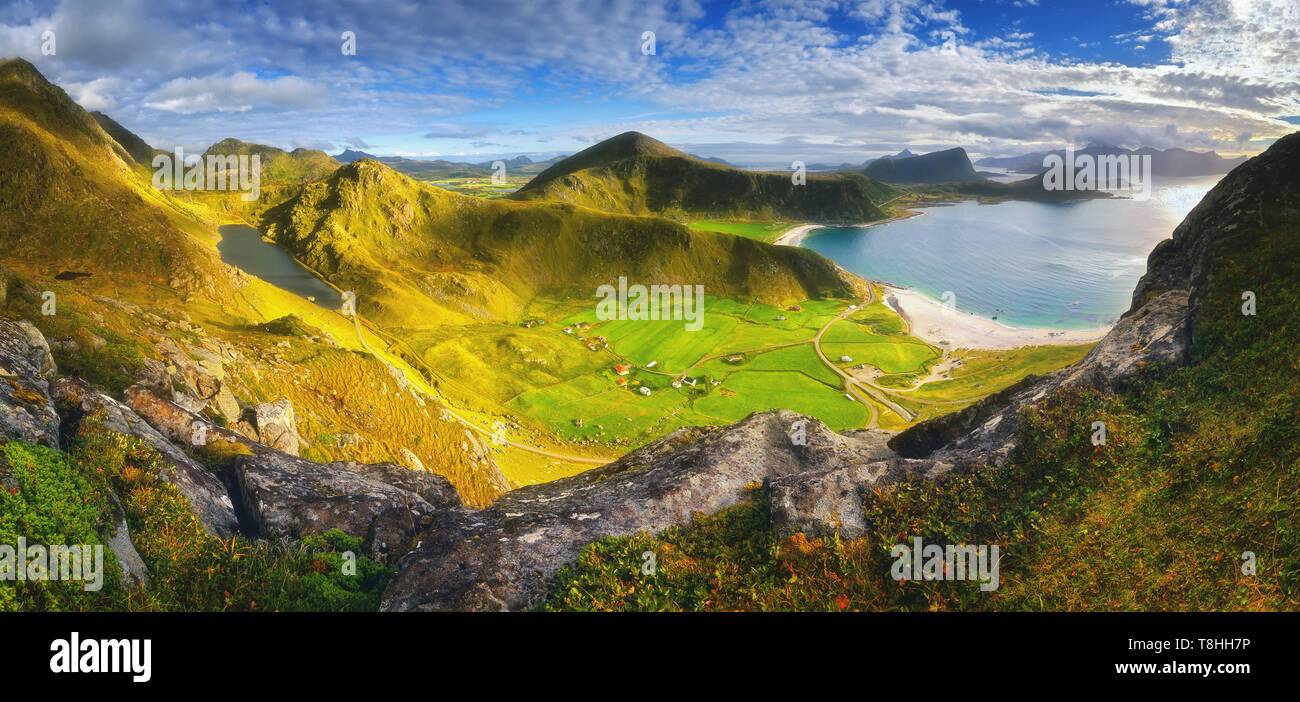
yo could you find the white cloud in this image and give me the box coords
[144,72,328,114]
[63,76,121,111]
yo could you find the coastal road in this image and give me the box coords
[810,296,917,425]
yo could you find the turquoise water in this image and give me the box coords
[217,224,339,309]
[803,176,1222,329]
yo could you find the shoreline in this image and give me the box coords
[882,284,1111,349]
[772,215,1112,350]
[771,209,922,247]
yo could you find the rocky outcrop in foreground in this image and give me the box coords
[381,411,946,611]
[0,321,468,568]
[53,377,242,539]
[0,318,60,449]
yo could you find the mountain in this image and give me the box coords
[90,110,162,166]
[333,149,493,178]
[0,58,225,284]
[510,131,898,223]
[861,147,980,184]
[262,157,865,329]
[334,150,568,178]
[336,148,378,163]
[975,144,1248,176]
[478,155,532,169]
[167,138,341,218]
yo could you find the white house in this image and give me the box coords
[639,386,652,396]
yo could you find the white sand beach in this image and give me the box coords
[771,223,822,247]
[882,285,1110,350]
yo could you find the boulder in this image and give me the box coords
[232,452,446,557]
[211,384,241,425]
[333,461,462,510]
[769,457,953,539]
[53,377,241,539]
[14,320,56,377]
[237,399,299,456]
[0,318,61,448]
[124,385,252,452]
[106,493,151,589]
[381,410,895,611]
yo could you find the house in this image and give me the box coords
[645,360,657,368]
[840,355,853,363]
[671,380,682,389]
[682,377,697,387]
[775,314,787,321]
[615,377,628,386]
[614,364,631,375]
[639,387,652,396]
[725,354,745,364]
[575,321,590,330]
[594,335,608,347]
[562,326,573,334]
[585,341,599,351]
[788,305,802,312]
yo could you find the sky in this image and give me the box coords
[1,0,1297,167]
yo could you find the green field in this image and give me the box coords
[687,220,794,242]
[821,315,941,374]
[399,290,1091,449]
[424,176,530,199]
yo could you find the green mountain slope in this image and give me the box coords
[0,58,228,288]
[0,58,513,506]
[189,138,340,219]
[90,110,162,166]
[263,158,865,328]
[510,131,898,223]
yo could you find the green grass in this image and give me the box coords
[900,345,1094,404]
[687,220,792,242]
[437,289,1085,449]
[1,417,392,611]
[693,370,869,430]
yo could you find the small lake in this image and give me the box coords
[217,224,339,309]
[803,175,1223,329]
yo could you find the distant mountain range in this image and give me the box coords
[334,149,565,178]
[805,148,916,173]
[976,144,1248,177]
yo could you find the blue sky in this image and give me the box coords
[2,0,1296,166]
